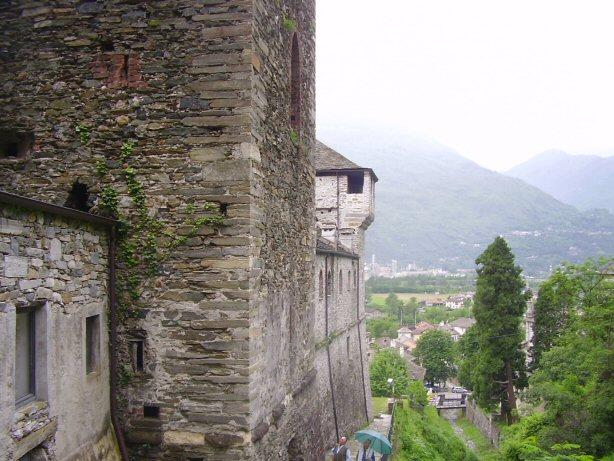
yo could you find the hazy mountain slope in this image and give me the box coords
[506,150,614,212]
[317,126,614,275]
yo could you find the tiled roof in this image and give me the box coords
[450,318,476,329]
[313,140,362,170]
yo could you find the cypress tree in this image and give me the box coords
[472,236,528,424]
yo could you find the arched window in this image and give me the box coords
[289,33,300,130]
[339,269,343,293]
[327,271,333,296]
[318,270,324,300]
[347,270,351,292]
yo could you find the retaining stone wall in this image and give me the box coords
[466,399,501,447]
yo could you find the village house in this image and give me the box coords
[450,317,476,337]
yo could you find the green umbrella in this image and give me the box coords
[354,429,392,455]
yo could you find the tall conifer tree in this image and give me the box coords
[472,236,528,424]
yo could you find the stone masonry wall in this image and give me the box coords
[466,398,501,447]
[315,172,375,255]
[248,0,318,458]
[0,1,257,458]
[314,252,371,450]
[0,205,117,460]
[0,0,326,459]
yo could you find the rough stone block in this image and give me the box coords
[0,218,24,235]
[4,256,28,277]
[163,430,205,446]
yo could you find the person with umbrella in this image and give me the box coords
[356,439,376,461]
[354,429,392,460]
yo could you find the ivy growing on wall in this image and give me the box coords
[81,126,225,320]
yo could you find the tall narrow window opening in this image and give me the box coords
[85,314,100,374]
[339,269,343,293]
[15,308,36,406]
[130,339,144,372]
[318,270,324,300]
[289,33,301,130]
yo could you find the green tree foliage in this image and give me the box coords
[422,306,472,325]
[367,317,400,339]
[413,329,456,386]
[456,324,479,390]
[499,413,597,461]
[531,269,578,368]
[407,380,429,406]
[386,292,404,322]
[394,405,477,461]
[467,237,528,424]
[525,259,614,458]
[369,349,411,397]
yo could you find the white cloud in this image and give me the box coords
[316,0,614,171]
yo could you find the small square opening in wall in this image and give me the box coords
[347,171,364,194]
[143,405,160,418]
[0,130,34,159]
[188,458,204,461]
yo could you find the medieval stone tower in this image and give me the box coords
[0,1,373,460]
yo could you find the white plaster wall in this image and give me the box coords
[0,208,113,460]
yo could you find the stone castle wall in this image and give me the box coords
[314,252,372,448]
[0,204,118,460]
[315,172,375,255]
[0,0,332,459]
[248,0,319,458]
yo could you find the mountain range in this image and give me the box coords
[317,126,614,276]
[506,150,614,213]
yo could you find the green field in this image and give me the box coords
[372,396,390,416]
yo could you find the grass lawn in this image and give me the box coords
[372,396,389,416]
[456,416,500,461]
[371,292,453,306]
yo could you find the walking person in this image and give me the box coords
[331,436,352,461]
[356,439,376,461]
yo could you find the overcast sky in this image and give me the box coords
[315,0,614,171]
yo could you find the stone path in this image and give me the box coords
[345,412,393,459]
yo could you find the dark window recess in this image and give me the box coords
[100,39,114,51]
[219,203,228,216]
[0,130,34,159]
[122,54,129,80]
[346,336,351,357]
[189,458,204,461]
[65,181,92,212]
[15,308,36,406]
[130,340,144,372]
[289,33,301,129]
[347,172,364,194]
[143,405,160,418]
[85,315,100,374]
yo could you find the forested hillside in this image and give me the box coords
[318,126,614,276]
[507,150,614,213]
